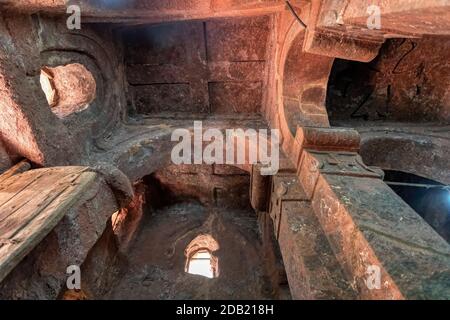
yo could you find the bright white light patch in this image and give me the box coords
[187,250,214,278]
[40,69,56,107]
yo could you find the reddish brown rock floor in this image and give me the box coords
[103,202,280,300]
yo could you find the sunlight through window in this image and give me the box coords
[187,250,214,278]
[185,234,219,279]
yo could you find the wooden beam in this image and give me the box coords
[0,166,96,283]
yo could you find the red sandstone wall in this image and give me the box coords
[150,164,251,209]
[123,16,271,115]
[327,37,450,123]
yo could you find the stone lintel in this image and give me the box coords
[303,28,384,63]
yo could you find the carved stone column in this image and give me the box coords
[282,126,450,299]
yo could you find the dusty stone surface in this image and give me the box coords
[72,164,289,299]
[304,28,383,63]
[0,0,286,24]
[111,182,147,252]
[284,125,450,299]
[104,203,278,300]
[151,164,251,209]
[91,117,267,183]
[312,173,450,299]
[3,0,448,39]
[278,201,357,299]
[341,1,450,36]
[0,0,449,301]
[69,223,126,300]
[59,182,148,299]
[269,173,357,299]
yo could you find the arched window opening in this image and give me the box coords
[39,63,96,118]
[185,234,219,279]
[186,249,216,278]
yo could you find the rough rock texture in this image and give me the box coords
[150,164,252,209]
[278,125,450,299]
[65,164,289,299]
[92,117,267,183]
[3,0,448,38]
[59,181,148,299]
[0,13,82,166]
[111,182,147,253]
[327,37,450,123]
[90,162,135,208]
[45,63,97,118]
[64,223,126,300]
[0,0,286,24]
[0,140,11,173]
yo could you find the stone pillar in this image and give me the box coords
[250,164,271,212]
[285,126,450,299]
[269,170,357,299]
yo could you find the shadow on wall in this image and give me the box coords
[384,170,450,243]
[326,37,450,124]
